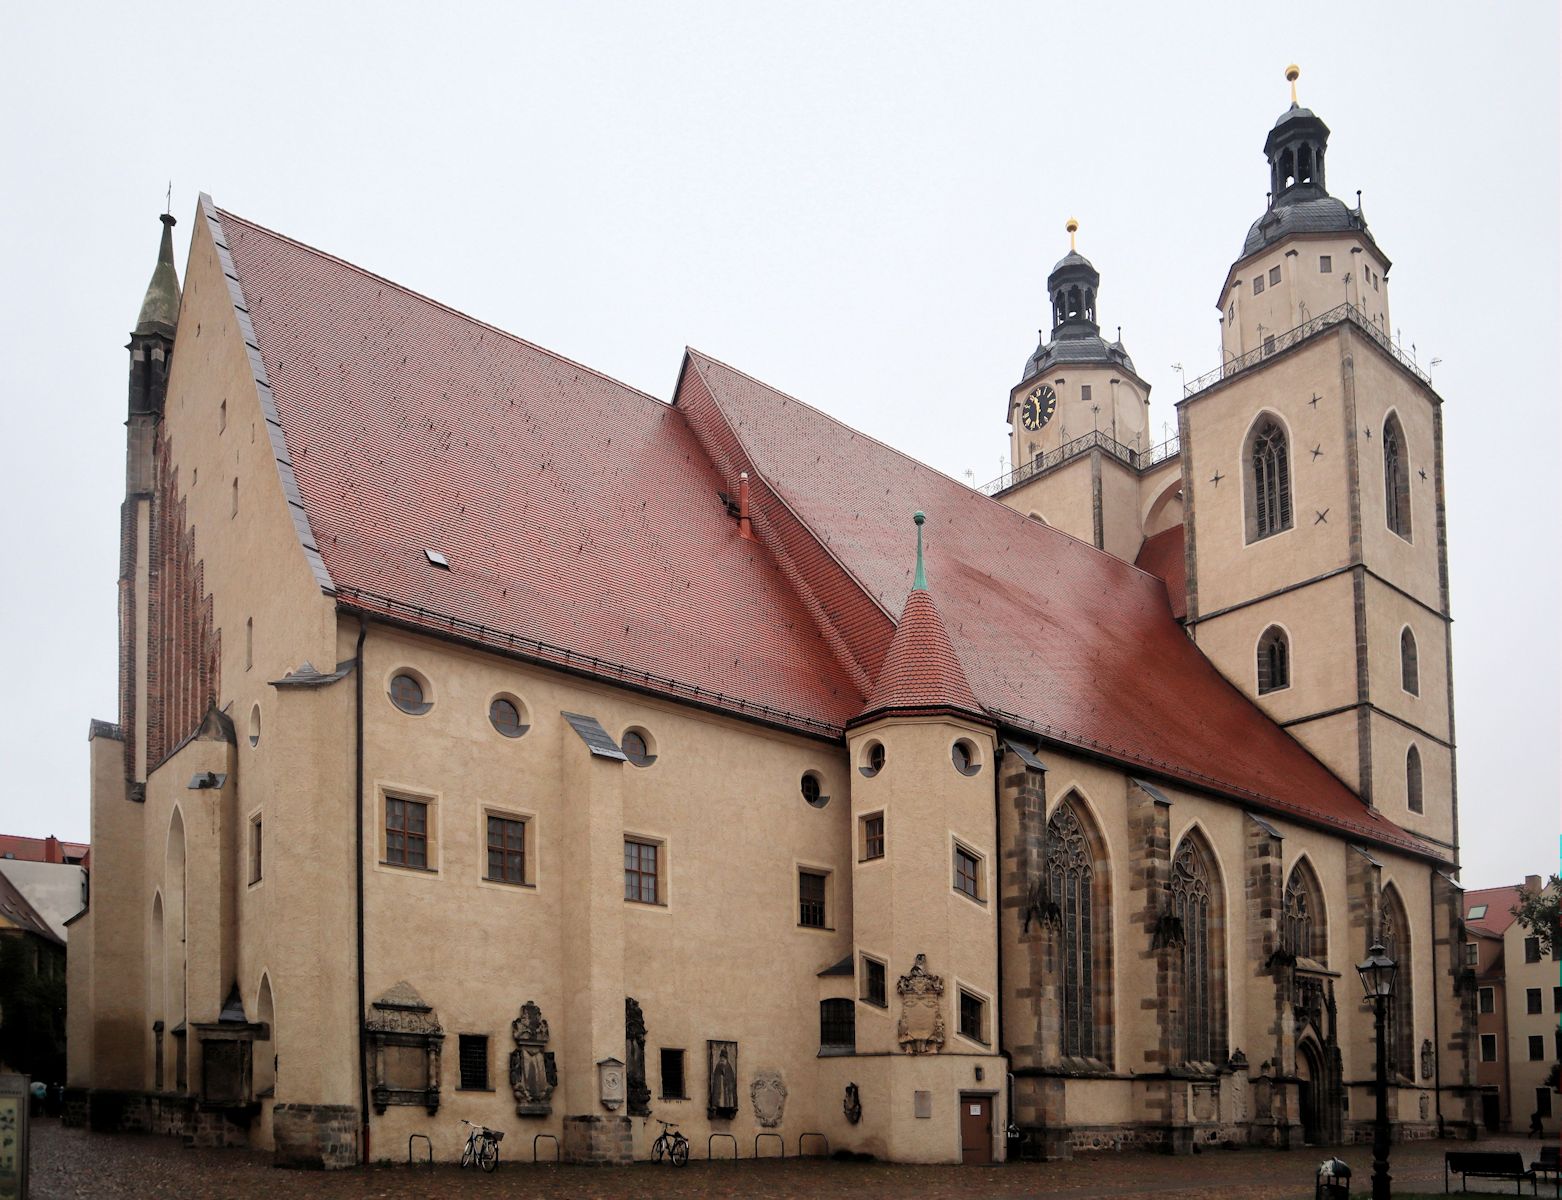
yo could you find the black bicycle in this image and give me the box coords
[459,1118,502,1172]
[650,1119,689,1167]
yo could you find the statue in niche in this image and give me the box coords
[626,997,650,1117]
[707,1041,738,1119]
[843,1082,862,1125]
[508,1000,556,1116]
[896,954,946,1055]
[1420,1038,1434,1081]
[750,1069,787,1127]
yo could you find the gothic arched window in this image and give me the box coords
[1257,625,1290,694]
[1406,745,1423,814]
[1283,861,1327,964]
[1400,627,1419,695]
[1047,798,1111,1062]
[1172,833,1223,1065]
[1246,416,1293,541]
[1378,887,1415,1079]
[1384,413,1412,539]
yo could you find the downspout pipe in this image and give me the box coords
[354,618,369,1162]
[993,741,1015,1154]
[1429,868,1443,1137]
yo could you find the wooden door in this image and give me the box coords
[960,1093,993,1164]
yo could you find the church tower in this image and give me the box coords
[1177,68,1456,858]
[989,223,1182,564]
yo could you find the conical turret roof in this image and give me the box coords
[134,214,181,338]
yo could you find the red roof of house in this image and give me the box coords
[0,835,89,866]
[218,210,864,735]
[1463,885,1522,938]
[1135,526,1188,620]
[676,350,1436,859]
[215,204,1435,861]
[857,586,983,723]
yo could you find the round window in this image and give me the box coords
[489,698,528,738]
[860,741,886,777]
[622,729,656,767]
[952,740,981,777]
[802,772,828,808]
[389,672,430,714]
[248,704,261,748]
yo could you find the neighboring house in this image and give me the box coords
[1465,878,1561,1135]
[0,869,67,1084]
[0,835,90,869]
[68,73,1476,1169]
[0,860,89,942]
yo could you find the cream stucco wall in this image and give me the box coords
[1221,234,1391,360]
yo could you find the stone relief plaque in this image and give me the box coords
[750,1070,787,1128]
[844,1082,862,1124]
[896,954,946,1055]
[508,1000,556,1117]
[707,1041,738,1120]
[598,1057,626,1111]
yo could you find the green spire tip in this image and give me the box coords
[913,511,926,591]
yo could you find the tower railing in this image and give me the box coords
[1182,302,1431,398]
[979,428,1177,497]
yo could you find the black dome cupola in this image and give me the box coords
[1264,66,1330,204]
[1048,218,1101,337]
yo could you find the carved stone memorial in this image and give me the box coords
[598,1057,626,1111]
[707,1040,738,1120]
[508,1000,556,1117]
[1420,1038,1434,1081]
[750,1069,787,1127]
[843,1082,862,1124]
[626,997,650,1117]
[363,981,443,1115]
[896,954,946,1055]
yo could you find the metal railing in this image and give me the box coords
[979,429,1175,496]
[1183,302,1431,398]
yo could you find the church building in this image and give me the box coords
[66,71,1477,1167]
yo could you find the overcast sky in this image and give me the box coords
[2,3,1555,891]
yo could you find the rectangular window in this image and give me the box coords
[624,839,659,904]
[1263,335,1277,356]
[486,814,526,885]
[1529,988,1544,1015]
[1478,987,1495,1014]
[1463,943,1478,966]
[458,1034,489,1090]
[799,869,828,928]
[1253,276,1265,295]
[860,813,885,861]
[249,813,263,884]
[385,797,428,869]
[1526,936,1542,963]
[820,999,855,1052]
[1479,1033,1497,1062]
[959,989,987,1044]
[953,844,982,902]
[1319,255,1332,273]
[1268,265,1282,286]
[1530,1035,1546,1061]
[1539,1087,1554,1119]
[1553,986,1561,1013]
[1081,384,1092,404]
[660,1048,686,1099]
[861,956,887,1008]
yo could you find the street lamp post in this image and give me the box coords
[1356,941,1398,1200]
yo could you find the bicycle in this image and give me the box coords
[650,1119,689,1167]
[459,1118,503,1172]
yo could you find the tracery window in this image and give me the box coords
[1378,887,1415,1079]
[1047,800,1099,1060]
[1172,834,1220,1065]
[1257,625,1290,694]
[1282,862,1326,963]
[1248,417,1293,541]
[1384,413,1412,539]
[1400,628,1419,695]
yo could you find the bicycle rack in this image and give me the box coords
[707,1132,739,1160]
[533,1132,560,1163]
[797,1132,829,1157]
[407,1133,433,1167]
[754,1132,785,1159]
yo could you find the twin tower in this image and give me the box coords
[990,69,1457,861]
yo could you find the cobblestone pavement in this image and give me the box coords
[30,1121,1546,1199]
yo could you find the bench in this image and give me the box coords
[1445,1150,1537,1194]
[1534,1145,1561,1192]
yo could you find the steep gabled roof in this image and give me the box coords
[857,586,984,725]
[677,349,1436,860]
[218,208,863,736]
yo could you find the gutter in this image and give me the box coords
[354,618,370,1162]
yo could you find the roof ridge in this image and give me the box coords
[218,205,669,409]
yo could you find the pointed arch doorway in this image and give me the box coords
[1297,1038,1325,1146]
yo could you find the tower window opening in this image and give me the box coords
[1406,746,1423,814]
[1279,147,1296,189]
[1319,255,1332,274]
[1269,266,1281,286]
[1246,417,1293,541]
[1256,626,1290,694]
[1067,286,1082,319]
[1253,276,1265,296]
[1085,288,1096,323]
[1383,412,1412,539]
[1298,143,1314,184]
[1400,627,1419,695]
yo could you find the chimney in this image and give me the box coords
[1526,874,1542,892]
[738,472,753,540]
[44,836,61,864]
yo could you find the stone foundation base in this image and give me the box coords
[273,1103,359,1169]
[69,1089,251,1147]
[62,1087,89,1129]
[562,1114,632,1166]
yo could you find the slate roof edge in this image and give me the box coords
[199,195,336,598]
[845,702,993,732]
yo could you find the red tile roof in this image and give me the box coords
[1463,885,1522,938]
[218,210,864,736]
[856,587,984,724]
[1135,526,1188,620]
[0,835,89,866]
[677,350,1437,860]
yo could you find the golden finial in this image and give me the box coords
[1285,64,1300,105]
[1066,217,1078,252]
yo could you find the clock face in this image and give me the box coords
[1020,384,1058,431]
